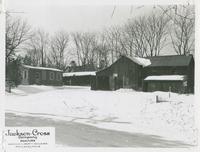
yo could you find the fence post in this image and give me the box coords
[169,86,171,98]
[156,95,158,103]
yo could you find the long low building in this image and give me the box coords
[63,71,96,86]
[21,65,63,86]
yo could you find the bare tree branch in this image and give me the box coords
[6,15,31,63]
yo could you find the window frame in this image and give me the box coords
[56,73,62,81]
[49,72,55,80]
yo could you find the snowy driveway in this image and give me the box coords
[5,113,192,147]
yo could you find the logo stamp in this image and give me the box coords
[4,127,55,151]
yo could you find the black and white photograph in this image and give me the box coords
[3,0,198,150]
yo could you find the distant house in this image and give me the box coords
[143,55,194,93]
[92,55,151,90]
[21,65,63,86]
[63,71,96,86]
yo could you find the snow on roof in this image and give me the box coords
[63,71,96,77]
[23,65,63,72]
[144,75,186,81]
[127,56,151,67]
[96,55,151,74]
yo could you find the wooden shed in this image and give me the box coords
[21,65,63,86]
[63,71,96,86]
[143,75,187,93]
[143,55,194,93]
[92,55,151,90]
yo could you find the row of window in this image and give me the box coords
[49,72,62,80]
[23,70,62,81]
[35,72,62,81]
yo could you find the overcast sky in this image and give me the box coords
[6,2,151,33]
[6,0,194,33]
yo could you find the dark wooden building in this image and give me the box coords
[92,55,194,93]
[92,55,151,90]
[143,55,194,93]
[63,71,96,86]
[21,65,63,86]
[143,75,188,93]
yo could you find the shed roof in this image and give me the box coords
[126,56,151,67]
[146,55,193,67]
[63,71,96,77]
[144,75,186,81]
[23,65,63,72]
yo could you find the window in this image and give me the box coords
[35,72,40,79]
[50,72,54,80]
[42,71,46,80]
[56,73,61,80]
[24,70,28,79]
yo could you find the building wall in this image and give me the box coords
[63,75,94,86]
[143,81,186,93]
[95,56,143,90]
[21,67,63,86]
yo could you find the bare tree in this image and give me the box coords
[122,12,169,57]
[144,13,170,56]
[95,32,110,69]
[50,31,69,69]
[71,32,97,67]
[159,5,195,55]
[6,15,31,63]
[25,29,49,66]
[122,17,148,57]
[105,26,123,63]
[170,6,195,55]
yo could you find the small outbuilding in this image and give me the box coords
[21,65,63,86]
[143,55,194,93]
[143,75,187,93]
[63,71,96,86]
[92,55,151,90]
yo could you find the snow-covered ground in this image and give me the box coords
[5,85,197,146]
